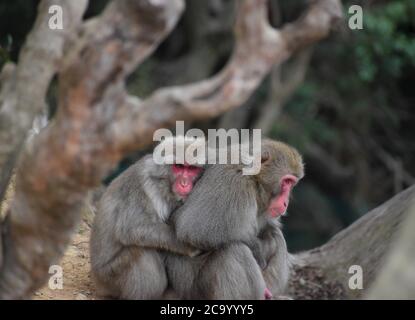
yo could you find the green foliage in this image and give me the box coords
[272,83,340,151]
[355,0,415,82]
[279,0,415,152]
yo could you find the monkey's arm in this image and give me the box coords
[261,225,290,295]
[174,170,259,250]
[244,238,267,270]
[258,222,288,264]
[117,222,199,257]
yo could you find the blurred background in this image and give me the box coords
[1,0,414,252]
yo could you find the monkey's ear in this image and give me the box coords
[261,150,270,164]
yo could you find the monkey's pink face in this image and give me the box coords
[172,164,203,199]
[267,174,298,218]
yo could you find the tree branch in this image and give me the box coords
[0,0,184,299]
[0,0,88,203]
[288,185,415,299]
[111,0,343,151]
[367,200,415,299]
[253,49,312,133]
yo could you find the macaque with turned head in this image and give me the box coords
[166,139,304,299]
[257,141,304,298]
[90,136,205,299]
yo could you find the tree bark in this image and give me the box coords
[367,198,415,299]
[252,49,312,133]
[112,0,343,150]
[0,0,88,203]
[0,0,185,299]
[288,185,415,299]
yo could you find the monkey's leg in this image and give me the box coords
[165,252,206,299]
[195,243,266,300]
[117,249,168,300]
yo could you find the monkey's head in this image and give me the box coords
[156,136,206,201]
[171,163,203,200]
[257,139,304,218]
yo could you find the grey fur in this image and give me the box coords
[166,163,267,299]
[258,217,291,296]
[90,155,199,299]
[167,139,303,299]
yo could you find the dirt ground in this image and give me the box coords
[34,215,98,300]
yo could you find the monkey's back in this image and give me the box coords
[89,156,172,287]
[173,164,260,250]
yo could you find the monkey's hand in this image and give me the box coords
[172,241,203,257]
[265,288,273,300]
[181,243,205,257]
[188,248,203,258]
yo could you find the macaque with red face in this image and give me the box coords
[90,137,204,300]
[258,144,303,299]
[172,163,203,199]
[268,174,299,218]
[166,139,304,300]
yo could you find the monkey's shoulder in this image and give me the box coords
[201,164,257,187]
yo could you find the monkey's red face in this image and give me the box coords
[267,174,298,218]
[172,164,203,199]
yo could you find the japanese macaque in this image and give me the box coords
[251,141,304,298]
[90,137,205,299]
[166,139,304,299]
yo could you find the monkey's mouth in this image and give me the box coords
[268,193,290,217]
[269,207,287,218]
[267,174,297,217]
[174,183,193,198]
